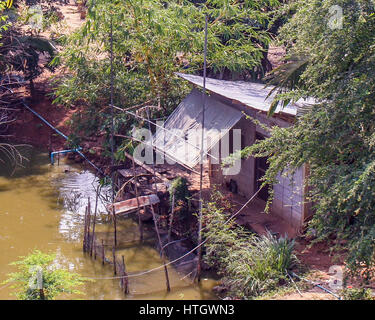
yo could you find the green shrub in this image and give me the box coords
[203,193,299,299]
[2,250,90,300]
[169,177,191,221]
[341,287,374,300]
[169,177,190,205]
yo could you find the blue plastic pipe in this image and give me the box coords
[50,148,82,165]
[3,85,106,176]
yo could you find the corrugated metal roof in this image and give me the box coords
[153,88,243,168]
[176,72,316,116]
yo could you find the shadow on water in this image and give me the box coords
[0,145,51,179]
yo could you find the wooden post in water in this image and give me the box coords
[101,240,105,265]
[93,235,97,260]
[111,204,117,248]
[86,198,91,253]
[90,189,99,257]
[122,255,129,295]
[83,206,88,252]
[151,205,170,292]
[132,157,143,242]
[168,194,175,244]
[112,246,117,275]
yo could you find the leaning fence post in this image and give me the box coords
[90,191,99,257]
[151,205,171,292]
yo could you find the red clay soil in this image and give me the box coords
[215,185,346,273]
[8,83,112,173]
[9,2,82,151]
[295,239,346,271]
[9,88,73,150]
[7,2,111,171]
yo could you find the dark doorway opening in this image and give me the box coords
[254,133,271,201]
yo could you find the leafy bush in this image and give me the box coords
[2,250,90,300]
[169,177,190,205]
[203,193,299,299]
[341,287,374,300]
[169,177,191,221]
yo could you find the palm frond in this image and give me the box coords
[265,54,310,116]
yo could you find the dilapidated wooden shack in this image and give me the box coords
[152,72,316,233]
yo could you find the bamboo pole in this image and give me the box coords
[93,234,97,260]
[109,12,117,248]
[168,194,175,244]
[151,205,170,292]
[146,106,158,192]
[196,15,208,282]
[83,206,88,252]
[87,197,91,253]
[112,246,117,275]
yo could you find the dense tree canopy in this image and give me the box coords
[52,0,281,154]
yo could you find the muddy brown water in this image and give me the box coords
[0,148,217,300]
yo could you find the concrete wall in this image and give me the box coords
[207,94,307,230]
[272,168,305,229]
[209,117,256,197]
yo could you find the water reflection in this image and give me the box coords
[0,148,217,300]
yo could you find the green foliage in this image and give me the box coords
[2,250,90,300]
[203,192,298,299]
[242,0,375,282]
[0,3,52,170]
[169,177,191,220]
[52,0,281,157]
[0,2,56,81]
[341,287,374,300]
[169,177,190,204]
[0,2,10,40]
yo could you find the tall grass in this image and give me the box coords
[203,193,299,299]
